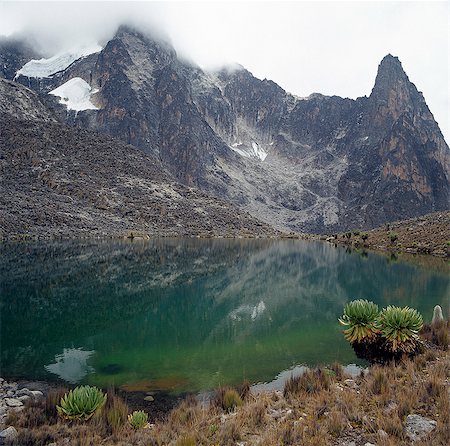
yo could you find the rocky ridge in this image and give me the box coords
[331,211,450,257]
[0,79,278,239]
[2,25,449,235]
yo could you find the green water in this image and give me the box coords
[0,239,448,393]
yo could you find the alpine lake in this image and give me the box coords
[1,239,448,395]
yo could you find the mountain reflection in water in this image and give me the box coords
[1,239,448,392]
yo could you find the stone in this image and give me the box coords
[4,398,23,407]
[30,390,44,399]
[343,379,357,388]
[384,401,398,414]
[17,388,33,397]
[144,395,154,402]
[0,426,18,441]
[18,395,31,402]
[364,443,376,446]
[377,429,388,439]
[405,414,437,441]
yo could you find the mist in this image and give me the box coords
[0,1,448,143]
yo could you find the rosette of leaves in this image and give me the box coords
[57,385,107,421]
[339,299,380,343]
[379,306,423,352]
[128,410,149,429]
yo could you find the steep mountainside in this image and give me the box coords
[0,79,278,239]
[3,26,450,233]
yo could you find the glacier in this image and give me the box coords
[15,44,102,79]
[49,78,98,111]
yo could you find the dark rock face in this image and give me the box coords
[0,79,278,239]
[3,28,449,234]
[0,37,40,80]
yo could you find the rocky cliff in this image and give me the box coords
[3,26,450,234]
[0,79,278,239]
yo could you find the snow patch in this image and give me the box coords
[16,44,101,79]
[229,140,268,161]
[49,78,98,111]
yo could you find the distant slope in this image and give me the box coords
[334,211,450,257]
[0,79,277,239]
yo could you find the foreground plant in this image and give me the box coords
[128,410,148,429]
[222,389,243,412]
[339,299,380,343]
[379,305,423,353]
[57,385,107,421]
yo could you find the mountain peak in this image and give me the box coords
[374,54,408,85]
[369,53,418,104]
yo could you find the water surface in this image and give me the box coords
[1,239,448,393]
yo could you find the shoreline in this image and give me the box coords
[1,346,448,445]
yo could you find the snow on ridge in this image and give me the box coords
[16,44,102,79]
[49,78,98,112]
[230,140,268,161]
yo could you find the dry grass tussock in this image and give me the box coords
[4,348,449,445]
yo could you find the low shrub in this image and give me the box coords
[389,232,398,243]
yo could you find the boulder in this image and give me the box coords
[4,398,23,407]
[30,390,44,400]
[405,414,437,441]
[0,426,18,441]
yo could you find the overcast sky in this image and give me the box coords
[1,0,449,143]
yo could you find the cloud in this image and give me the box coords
[0,1,448,142]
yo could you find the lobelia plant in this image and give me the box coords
[379,306,423,353]
[128,410,149,429]
[57,385,107,421]
[339,299,380,343]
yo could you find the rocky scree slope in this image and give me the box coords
[0,79,277,239]
[5,26,450,233]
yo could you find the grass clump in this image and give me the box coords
[105,394,129,433]
[222,388,243,412]
[369,366,388,395]
[284,368,331,397]
[57,385,107,421]
[175,434,196,446]
[128,410,148,429]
